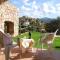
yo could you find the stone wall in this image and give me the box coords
[0,1,19,36]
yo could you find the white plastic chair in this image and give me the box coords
[40,29,59,50]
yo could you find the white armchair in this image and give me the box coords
[40,29,59,50]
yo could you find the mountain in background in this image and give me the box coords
[40,17,54,23]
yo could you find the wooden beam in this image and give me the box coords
[0,0,7,4]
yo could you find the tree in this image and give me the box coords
[19,16,42,32]
[45,19,60,32]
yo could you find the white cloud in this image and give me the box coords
[48,5,56,13]
[43,3,50,13]
[32,1,36,5]
[21,5,32,12]
[21,0,60,18]
[56,3,60,13]
[43,2,56,14]
[21,5,32,16]
[32,1,39,10]
[9,0,60,18]
[22,0,30,5]
[22,0,29,3]
[20,0,41,18]
[32,10,40,18]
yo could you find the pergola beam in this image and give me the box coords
[0,0,7,4]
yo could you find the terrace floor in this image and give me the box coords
[0,48,60,60]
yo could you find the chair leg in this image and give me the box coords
[42,43,44,50]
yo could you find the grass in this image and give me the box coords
[13,31,60,49]
[52,37,60,49]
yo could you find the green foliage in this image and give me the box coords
[53,37,60,47]
[45,19,60,32]
[13,31,41,48]
[19,16,41,32]
[13,31,60,49]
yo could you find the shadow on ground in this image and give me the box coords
[3,48,60,60]
[10,48,33,60]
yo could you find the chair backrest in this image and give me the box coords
[45,33,54,41]
[41,33,54,44]
[41,29,59,44]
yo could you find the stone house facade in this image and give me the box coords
[0,1,19,36]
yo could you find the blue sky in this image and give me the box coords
[8,0,60,18]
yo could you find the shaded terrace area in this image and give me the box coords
[0,48,60,60]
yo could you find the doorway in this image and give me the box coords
[4,21,14,35]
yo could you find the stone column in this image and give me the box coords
[14,17,19,36]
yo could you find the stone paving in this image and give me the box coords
[0,48,60,60]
